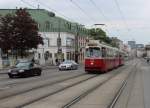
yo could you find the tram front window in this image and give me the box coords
[86,47,101,57]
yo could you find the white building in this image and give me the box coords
[35,32,75,65]
[0,9,89,68]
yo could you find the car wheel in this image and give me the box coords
[9,75,13,78]
[37,72,41,76]
[86,71,91,74]
[24,73,29,78]
[36,69,41,76]
[73,66,76,70]
[74,66,77,70]
[71,66,74,70]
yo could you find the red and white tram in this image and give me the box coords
[84,43,124,73]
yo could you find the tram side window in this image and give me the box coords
[86,49,90,57]
[115,51,119,57]
[102,47,106,57]
[119,53,123,58]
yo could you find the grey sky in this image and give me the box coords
[0,0,150,44]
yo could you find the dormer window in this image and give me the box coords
[45,21,50,30]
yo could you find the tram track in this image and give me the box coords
[62,74,117,108]
[0,74,97,108]
[0,62,131,108]
[62,65,131,108]
[0,70,83,87]
[22,65,127,108]
[107,62,138,108]
[0,71,85,100]
[69,61,138,108]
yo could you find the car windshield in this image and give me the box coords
[16,62,31,68]
[62,61,73,64]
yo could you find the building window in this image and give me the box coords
[44,51,50,60]
[43,38,50,47]
[50,23,53,31]
[38,53,41,59]
[66,38,74,47]
[49,53,52,58]
[47,39,50,47]
[45,21,50,30]
[65,22,71,30]
[67,52,70,60]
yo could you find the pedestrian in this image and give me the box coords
[15,59,19,65]
[55,59,58,65]
[31,57,35,64]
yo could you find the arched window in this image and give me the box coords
[44,51,50,60]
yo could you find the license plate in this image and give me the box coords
[61,66,66,68]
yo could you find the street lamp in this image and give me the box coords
[75,24,79,63]
[93,24,106,30]
[90,24,106,34]
[94,24,105,26]
[57,19,62,64]
[94,23,107,34]
[57,19,61,52]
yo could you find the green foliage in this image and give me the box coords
[111,41,119,48]
[89,28,112,44]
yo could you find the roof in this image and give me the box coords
[0,9,89,36]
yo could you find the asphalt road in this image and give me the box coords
[141,60,150,108]
[1,60,150,108]
[0,62,129,108]
[111,59,150,108]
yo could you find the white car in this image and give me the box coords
[59,60,78,70]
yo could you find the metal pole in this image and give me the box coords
[57,19,61,64]
[75,24,79,63]
[58,19,61,51]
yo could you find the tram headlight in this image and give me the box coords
[91,62,94,65]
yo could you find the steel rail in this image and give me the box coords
[1,64,127,108]
[16,75,98,108]
[62,66,128,108]
[107,63,138,108]
[0,70,83,87]
[0,73,85,100]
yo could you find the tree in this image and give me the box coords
[89,28,112,44]
[13,8,43,57]
[0,14,15,55]
[0,8,43,58]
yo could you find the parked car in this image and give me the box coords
[59,60,78,70]
[8,61,42,78]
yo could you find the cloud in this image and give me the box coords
[0,0,150,44]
